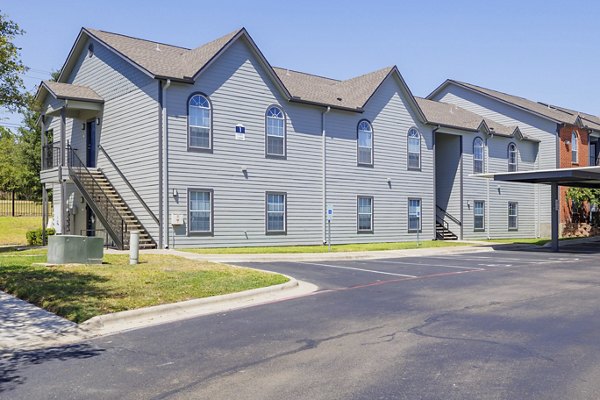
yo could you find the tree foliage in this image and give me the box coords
[0,12,27,111]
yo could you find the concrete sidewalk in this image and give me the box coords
[0,291,81,351]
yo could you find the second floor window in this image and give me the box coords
[266,106,286,157]
[508,143,518,172]
[408,128,421,170]
[357,120,373,165]
[571,131,579,164]
[473,137,484,173]
[188,94,211,150]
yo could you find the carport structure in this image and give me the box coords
[481,166,600,251]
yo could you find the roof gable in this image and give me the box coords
[428,79,582,126]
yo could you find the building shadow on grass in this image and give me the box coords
[0,343,105,393]
[0,265,111,323]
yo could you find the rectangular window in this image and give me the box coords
[474,200,485,231]
[266,193,286,233]
[357,196,373,232]
[408,198,422,232]
[189,190,212,234]
[508,202,518,230]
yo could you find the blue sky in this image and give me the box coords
[2,0,599,128]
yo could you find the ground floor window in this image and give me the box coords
[474,200,485,231]
[266,192,286,233]
[357,196,373,232]
[508,201,518,230]
[189,189,212,234]
[408,198,421,232]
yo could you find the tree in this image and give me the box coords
[16,94,41,198]
[0,127,20,192]
[0,12,27,112]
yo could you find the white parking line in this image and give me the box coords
[366,259,485,271]
[296,262,417,278]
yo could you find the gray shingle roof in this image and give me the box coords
[85,28,242,80]
[416,97,515,136]
[447,80,581,125]
[273,66,394,110]
[82,28,408,112]
[42,81,103,103]
[538,102,600,131]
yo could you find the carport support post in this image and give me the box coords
[551,183,559,252]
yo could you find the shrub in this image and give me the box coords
[25,228,55,246]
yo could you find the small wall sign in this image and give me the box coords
[235,124,246,140]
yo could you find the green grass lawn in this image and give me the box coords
[183,240,471,255]
[0,216,41,245]
[0,249,288,323]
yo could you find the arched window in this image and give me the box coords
[473,137,484,173]
[571,130,579,164]
[188,94,211,150]
[508,142,518,172]
[357,120,373,165]
[407,127,421,170]
[266,106,286,157]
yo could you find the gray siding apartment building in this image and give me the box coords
[37,28,552,249]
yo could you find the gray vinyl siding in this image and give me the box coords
[165,38,323,247]
[461,134,538,239]
[432,85,555,236]
[435,132,462,235]
[65,37,161,240]
[325,75,434,244]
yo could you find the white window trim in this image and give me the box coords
[188,188,213,236]
[474,200,485,231]
[357,196,374,232]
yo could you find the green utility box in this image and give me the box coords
[47,235,104,264]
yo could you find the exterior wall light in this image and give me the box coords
[172,188,178,198]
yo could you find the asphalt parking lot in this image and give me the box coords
[4,243,600,400]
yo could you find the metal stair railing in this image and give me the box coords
[436,205,462,227]
[67,146,129,249]
[98,144,159,225]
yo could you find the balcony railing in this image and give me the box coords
[42,144,62,170]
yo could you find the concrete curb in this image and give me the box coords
[78,274,306,337]
[542,236,600,248]
[155,245,496,264]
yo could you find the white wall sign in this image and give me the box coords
[235,124,246,140]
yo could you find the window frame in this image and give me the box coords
[408,197,422,233]
[265,105,287,159]
[265,191,287,235]
[508,201,518,231]
[357,195,374,233]
[357,119,374,167]
[187,92,213,153]
[407,127,422,171]
[473,200,485,232]
[473,137,485,174]
[507,142,518,172]
[571,130,579,164]
[187,188,214,236]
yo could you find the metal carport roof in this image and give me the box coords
[476,166,600,251]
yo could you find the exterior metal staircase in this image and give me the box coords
[436,205,460,241]
[435,222,458,240]
[68,148,156,250]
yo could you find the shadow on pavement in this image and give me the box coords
[0,343,105,393]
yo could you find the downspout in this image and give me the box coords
[432,126,439,239]
[321,106,331,244]
[486,134,492,240]
[161,79,171,248]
